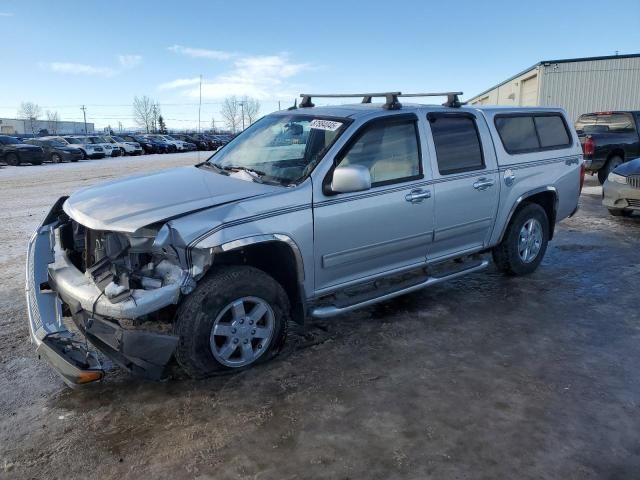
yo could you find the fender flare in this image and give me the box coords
[497,186,558,243]
[215,234,305,284]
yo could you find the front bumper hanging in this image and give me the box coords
[26,198,179,387]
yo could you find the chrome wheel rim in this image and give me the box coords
[209,296,275,368]
[518,218,543,263]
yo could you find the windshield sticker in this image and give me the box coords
[310,119,343,132]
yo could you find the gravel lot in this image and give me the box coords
[1,155,639,479]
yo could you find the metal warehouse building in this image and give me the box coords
[0,118,94,136]
[467,53,640,121]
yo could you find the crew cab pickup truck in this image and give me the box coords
[26,92,584,386]
[575,111,640,184]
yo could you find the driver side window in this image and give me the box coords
[337,118,422,186]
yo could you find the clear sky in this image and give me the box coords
[1,0,639,131]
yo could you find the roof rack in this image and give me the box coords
[300,92,402,110]
[399,92,465,108]
[298,91,464,110]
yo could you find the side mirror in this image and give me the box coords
[331,164,372,193]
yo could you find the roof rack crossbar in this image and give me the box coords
[299,92,403,110]
[398,92,465,108]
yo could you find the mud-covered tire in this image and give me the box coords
[174,266,289,378]
[492,203,549,276]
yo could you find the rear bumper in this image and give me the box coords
[26,198,180,386]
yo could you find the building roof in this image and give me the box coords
[467,53,640,102]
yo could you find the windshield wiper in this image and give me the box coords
[221,165,267,176]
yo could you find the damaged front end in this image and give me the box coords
[26,197,199,387]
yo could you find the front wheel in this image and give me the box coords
[5,152,19,166]
[51,153,62,163]
[174,266,289,378]
[492,203,549,276]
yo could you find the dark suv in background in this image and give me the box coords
[576,111,640,183]
[0,135,45,165]
[24,138,83,163]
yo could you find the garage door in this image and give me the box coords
[520,75,538,106]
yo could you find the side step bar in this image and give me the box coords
[310,260,489,319]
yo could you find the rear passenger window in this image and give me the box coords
[534,116,570,148]
[428,114,484,175]
[495,114,571,153]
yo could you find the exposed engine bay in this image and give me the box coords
[59,219,195,306]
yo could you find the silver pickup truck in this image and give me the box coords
[26,92,584,386]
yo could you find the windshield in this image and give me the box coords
[112,136,125,142]
[0,136,23,145]
[64,137,82,144]
[50,141,67,147]
[207,114,348,185]
[576,113,636,134]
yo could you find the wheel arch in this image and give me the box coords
[211,235,306,324]
[607,148,625,162]
[498,186,558,242]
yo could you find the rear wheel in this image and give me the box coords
[51,153,62,163]
[5,152,19,166]
[80,149,88,160]
[174,266,289,378]
[598,155,623,184]
[493,203,549,276]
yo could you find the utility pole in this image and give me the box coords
[278,101,281,111]
[152,104,158,133]
[81,105,87,135]
[211,116,215,132]
[238,100,246,130]
[198,74,202,133]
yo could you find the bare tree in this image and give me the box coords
[242,97,261,126]
[132,96,155,133]
[220,96,241,132]
[46,111,60,135]
[17,102,42,135]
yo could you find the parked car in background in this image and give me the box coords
[602,157,640,216]
[164,135,197,151]
[26,92,584,385]
[143,135,176,152]
[190,133,217,150]
[63,136,106,159]
[576,111,640,184]
[173,134,208,151]
[119,135,153,154]
[106,135,143,156]
[142,135,172,153]
[0,135,44,165]
[24,138,83,163]
[86,136,121,157]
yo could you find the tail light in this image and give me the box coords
[583,136,595,158]
[579,162,586,193]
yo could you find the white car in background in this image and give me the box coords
[85,135,120,157]
[62,136,106,159]
[105,135,143,156]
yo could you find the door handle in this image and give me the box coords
[405,189,431,203]
[473,178,495,191]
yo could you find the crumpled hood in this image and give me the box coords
[613,157,640,176]
[64,166,278,233]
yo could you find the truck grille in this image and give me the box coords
[628,175,640,189]
[627,199,640,208]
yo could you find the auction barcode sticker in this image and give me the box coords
[310,119,343,131]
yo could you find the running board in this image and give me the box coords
[310,260,489,319]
